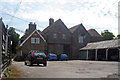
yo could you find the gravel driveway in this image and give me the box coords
[8,60,118,78]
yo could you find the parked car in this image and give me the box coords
[47,53,58,60]
[25,51,47,66]
[58,54,68,61]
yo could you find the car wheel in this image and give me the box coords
[44,63,47,66]
[25,62,27,65]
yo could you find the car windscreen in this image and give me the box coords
[61,54,67,57]
[50,54,57,57]
[34,53,46,57]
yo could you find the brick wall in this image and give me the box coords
[20,32,46,59]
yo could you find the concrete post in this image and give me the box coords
[86,50,89,60]
[106,49,108,60]
[0,18,2,78]
[95,49,98,60]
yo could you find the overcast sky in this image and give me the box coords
[0,0,119,37]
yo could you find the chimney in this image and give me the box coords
[49,18,54,26]
[0,17,2,20]
[28,22,36,32]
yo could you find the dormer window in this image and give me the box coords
[78,35,84,43]
[53,34,57,38]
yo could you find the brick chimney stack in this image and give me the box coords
[29,22,36,31]
[28,22,36,33]
[49,18,54,26]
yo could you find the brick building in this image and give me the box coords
[69,23,91,59]
[16,22,46,60]
[17,18,103,60]
[41,18,72,58]
[42,18,103,59]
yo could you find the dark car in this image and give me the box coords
[47,53,58,60]
[25,51,47,66]
[58,54,68,61]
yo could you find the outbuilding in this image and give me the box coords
[80,39,120,61]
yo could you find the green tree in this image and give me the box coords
[37,30,41,33]
[117,34,120,39]
[101,30,115,40]
[8,27,20,54]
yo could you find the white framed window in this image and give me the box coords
[62,34,66,39]
[36,38,40,44]
[31,38,34,44]
[31,38,40,44]
[78,35,83,43]
[53,34,57,38]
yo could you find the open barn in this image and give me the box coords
[80,39,120,61]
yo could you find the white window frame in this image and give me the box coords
[31,37,40,44]
[31,38,35,44]
[53,34,57,38]
[36,38,40,44]
[78,35,84,43]
[62,34,66,39]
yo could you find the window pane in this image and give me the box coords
[36,38,39,44]
[31,38,40,44]
[53,34,57,38]
[62,34,66,39]
[78,36,83,43]
[31,38,34,43]
[36,38,40,44]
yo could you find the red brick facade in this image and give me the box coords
[16,23,46,60]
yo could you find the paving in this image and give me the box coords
[8,60,118,78]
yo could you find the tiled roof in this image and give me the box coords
[42,19,70,34]
[80,39,120,50]
[88,29,102,37]
[69,23,88,34]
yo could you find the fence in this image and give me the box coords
[0,18,11,78]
